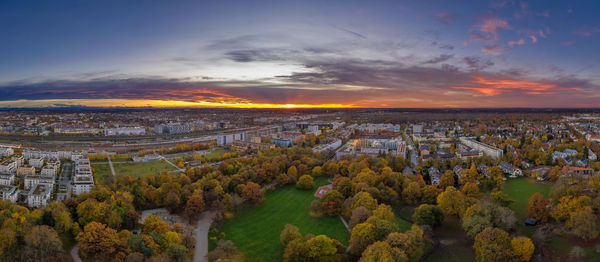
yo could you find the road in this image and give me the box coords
[193,211,216,262]
[56,162,72,201]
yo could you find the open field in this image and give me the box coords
[503,178,552,220]
[210,177,349,262]
[91,163,113,185]
[92,160,177,185]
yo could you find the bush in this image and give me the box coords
[296,175,315,190]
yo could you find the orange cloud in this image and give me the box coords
[508,38,525,47]
[452,76,558,96]
[482,45,503,55]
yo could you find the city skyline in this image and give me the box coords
[1,0,600,108]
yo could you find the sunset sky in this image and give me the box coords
[1,0,599,108]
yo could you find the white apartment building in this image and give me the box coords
[0,174,15,186]
[459,137,503,159]
[0,160,17,175]
[27,183,52,208]
[0,147,14,157]
[0,185,20,203]
[24,175,54,190]
[29,157,44,168]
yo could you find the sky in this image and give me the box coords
[1,0,600,108]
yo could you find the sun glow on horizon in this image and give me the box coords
[0,99,358,109]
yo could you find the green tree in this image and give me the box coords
[412,204,444,227]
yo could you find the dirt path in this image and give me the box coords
[193,211,216,262]
[70,246,82,262]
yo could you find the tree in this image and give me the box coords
[283,239,307,262]
[385,227,425,261]
[241,182,264,204]
[412,204,444,227]
[349,206,373,229]
[321,190,344,216]
[309,200,324,217]
[365,216,399,241]
[184,191,205,222]
[360,241,407,262]
[372,204,395,222]
[287,166,298,180]
[473,227,512,262]
[352,192,378,211]
[568,207,599,241]
[296,175,315,190]
[527,193,550,222]
[312,166,323,177]
[76,222,119,260]
[439,170,455,190]
[207,240,242,262]
[305,235,338,260]
[461,182,480,198]
[490,189,513,207]
[551,195,591,222]
[0,228,17,259]
[510,237,534,261]
[23,226,63,262]
[280,224,302,246]
[142,215,171,234]
[401,182,422,205]
[436,186,467,217]
[421,185,441,204]
[462,200,516,237]
[350,222,376,256]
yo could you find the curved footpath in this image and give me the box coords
[70,246,82,262]
[193,211,216,262]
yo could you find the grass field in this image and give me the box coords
[92,160,177,185]
[503,178,551,219]
[113,160,176,178]
[211,177,349,262]
[91,163,113,185]
[502,177,552,237]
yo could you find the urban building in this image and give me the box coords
[26,183,52,207]
[459,137,503,159]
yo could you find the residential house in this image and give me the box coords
[498,161,522,177]
[561,166,594,178]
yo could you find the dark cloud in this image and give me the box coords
[225,48,300,62]
[435,12,459,25]
[439,45,455,50]
[423,54,454,64]
[335,27,367,39]
[463,56,495,71]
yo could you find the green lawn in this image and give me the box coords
[91,163,113,185]
[502,177,551,237]
[205,148,231,160]
[92,160,177,185]
[503,178,551,220]
[113,160,176,178]
[211,177,349,262]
